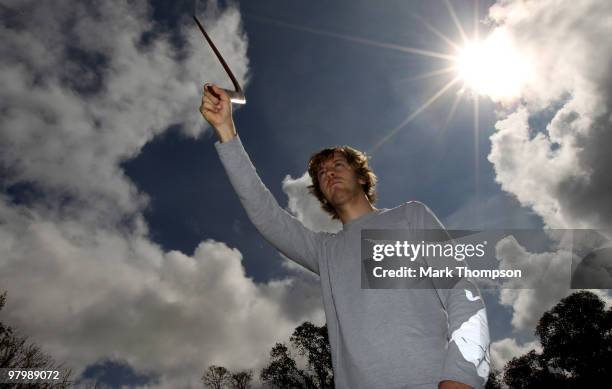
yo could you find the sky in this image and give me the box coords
[1,0,611,387]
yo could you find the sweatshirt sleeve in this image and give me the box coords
[215,135,322,275]
[416,202,491,389]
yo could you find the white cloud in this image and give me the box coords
[493,231,611,334]
[279,172,341,274]
[495,236,574,330]
[0,1,323,388]
[282,172,342,234]
[490,338,541,371]
[481,0,612,365]
[487,0,612,231]
[0,0,249,220]
[0,204,321,387]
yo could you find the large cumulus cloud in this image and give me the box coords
[487,0,612,231]
[485,0,612,365]
[0,200,321,387]
[0,0,248,219]
[0,1,323,387]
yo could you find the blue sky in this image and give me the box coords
[125,0,537,350]
[125,0,539,278]
[1,0,610,387]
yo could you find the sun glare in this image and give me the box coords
[253,0,534,155]
[455,28,532,101]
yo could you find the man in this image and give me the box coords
[200,84,490,389]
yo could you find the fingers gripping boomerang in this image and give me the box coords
[193,15,246,104]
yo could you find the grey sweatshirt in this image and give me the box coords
[215,136,490,389]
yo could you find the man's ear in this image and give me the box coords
[358,177,366,186]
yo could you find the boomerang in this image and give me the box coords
[193,15,246,104]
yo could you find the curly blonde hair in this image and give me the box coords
[307,146,377,220]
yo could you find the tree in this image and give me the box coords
[0,291,73,388]
[200,365,252,389]
[229,370,252,389]
[503,350,569,389]
[291,322,333,389]
[260,343,308,388]
[261,322,333,389]
[202,365,231,389]
[536,290,612,386]
[503,290,612,388]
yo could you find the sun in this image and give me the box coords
[455,28,532,101]
[250,0,535,153]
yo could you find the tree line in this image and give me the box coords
[2,290,610,388]
[204,291,611,389]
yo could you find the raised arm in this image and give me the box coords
[200,84,322,274]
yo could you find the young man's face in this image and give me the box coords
[317,152,366,207]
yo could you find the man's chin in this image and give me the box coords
[329,192,350,206]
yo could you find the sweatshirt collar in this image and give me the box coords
[342,208,386,231]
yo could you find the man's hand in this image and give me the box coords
[199,83,236,143]
[439,380,473,389]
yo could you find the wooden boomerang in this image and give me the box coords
[193,15,246,104]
